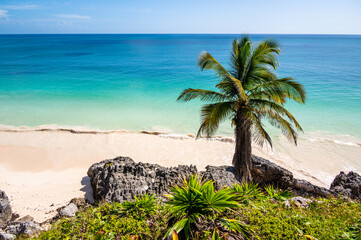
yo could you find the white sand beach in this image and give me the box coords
[0,127,360,222]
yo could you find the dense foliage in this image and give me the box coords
[30,176,360,240]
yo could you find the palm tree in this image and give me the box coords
[177,36,306,182]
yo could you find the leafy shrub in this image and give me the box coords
[239,198,361,239]
[34,198,167,240]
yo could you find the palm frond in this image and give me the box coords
[277,77,306,103]
[250,99,303,131]
[252,39,281,69]
[247,109,273,147]
[198,51,229,78]
[196,101,234,138]
[177,88,230,102]
[250,77,306,104]
[248,89,286,105]
[262,109,298,145]
[219,218,251,238]
[198,51,247,102]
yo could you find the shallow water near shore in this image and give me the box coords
[0,34,360,136]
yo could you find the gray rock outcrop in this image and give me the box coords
[202,156,331,198]
[0,232,16,240]
[251,156,331,197]
[0,191,12,227]
[59,203,78,217]
[12,215,34,223]
[88,156,197,202]
[251,155,293,188]
[88,155,339,203]
[6,221,41,237]
[330,171,361,200]
[201,165,238,190]
[285,196,313,208]
[292,179,331,197]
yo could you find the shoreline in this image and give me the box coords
[0,123,360,146]
[0,124,360,222]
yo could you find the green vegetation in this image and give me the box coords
[177,36,306,182]
[31,175,360,240]
[164,174,249,239]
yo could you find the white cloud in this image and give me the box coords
[0,4,39,10]
[0,9,9,18]
[56,14,91,20]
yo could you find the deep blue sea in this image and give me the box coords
[0,34,360,139]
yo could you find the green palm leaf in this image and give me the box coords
[250,99,303,131]
[177,88,230,102]
[197,101,234,138]
[198,51,247,102]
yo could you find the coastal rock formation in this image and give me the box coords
[0,191,12,227]
[88,156,197,202]
[6,221,41,237]
[201,166,238,190]
[284,196,313,208]
[0,232,16,240]
[251,155,293,187]
[202,157,331,198]
[88,155,338,203]
[59,203,78,217]
[330,171,361,200]
[69,197,87,209]
[291,179,331,197]
[12,215,34,223]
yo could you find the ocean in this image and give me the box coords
[0,34,360,138]
[0,34,360,185]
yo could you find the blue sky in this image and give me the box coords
[0,0,360,34]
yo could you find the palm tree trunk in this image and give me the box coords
[232,111,252,182]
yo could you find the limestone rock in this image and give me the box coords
[251,155,293,188]
[0,191,12,227]
[201,165,238,190]
[88,156,197,203]
[251,156,331,197]
[330,171,361,200]
[59,203,78,217]
[88,155,337,203]
[292,179,331,198]
[70,197,87,209]
[6,221,41,237]
[9,213,19,223]
[13,215,34,223]
[0,232,16,240]
[285,196,313,208]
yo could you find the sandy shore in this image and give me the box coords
[0,127,360,222]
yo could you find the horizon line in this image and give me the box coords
[0,33,361,36]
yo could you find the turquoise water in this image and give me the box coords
[0,34,360,138]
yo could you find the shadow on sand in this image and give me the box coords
[80,176,95,204]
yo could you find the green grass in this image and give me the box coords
[29,177,360,240]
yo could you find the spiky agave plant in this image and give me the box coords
[164,174,250,239]
[230,182,264,205]
[264,185,292,201]
[177,36,306,182]
[120,193,158,219]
